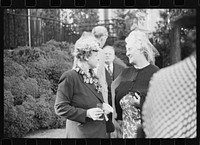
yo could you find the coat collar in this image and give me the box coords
[73,68,104,103]
[82,81,104,103]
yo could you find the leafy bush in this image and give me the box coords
[4,91,37,137]
[42,39,74,61]
[34,96,54,129]
[4,76,26,106]
[45,58,72,93]
[4,40,72,138]
[24,77,39,98]
[9,46,43,64]
[4,57,26,77]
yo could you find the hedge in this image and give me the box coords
[4,40,73,138]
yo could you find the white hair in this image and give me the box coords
[125,30,160,64]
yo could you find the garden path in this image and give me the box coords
[24,129,66,138]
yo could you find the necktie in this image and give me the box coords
[107,64,112,76]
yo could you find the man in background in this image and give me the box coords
[103,45,126,138]
[103,45,126,108]
[92,26,127,138]
[92,26,127,104]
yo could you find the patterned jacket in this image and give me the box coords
[142,51,196,138]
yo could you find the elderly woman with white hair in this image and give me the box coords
[54,32,113,138]
[111,30,160,138]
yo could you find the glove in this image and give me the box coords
[102,103,113,115]
[86,108,104,121]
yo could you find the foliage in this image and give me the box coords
[114,9,147,40]
[152,9,196,67]
[4,55,27,77]
[4,40,72,138]
[69,9,99,25]
[4,91,38,137]
[69,9,99,34]
[24,77,39,98]
[4,76,26,106]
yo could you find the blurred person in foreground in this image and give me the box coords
[54,32,112,138]
[111,30,160,138]
[142,15,196,138]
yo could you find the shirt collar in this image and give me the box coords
[105,63,113,71]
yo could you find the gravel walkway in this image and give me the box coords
[24,129,66,138]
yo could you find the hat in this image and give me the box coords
[173,15,196,29]
[74,31,100,57]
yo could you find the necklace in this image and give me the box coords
[73,65,102,93]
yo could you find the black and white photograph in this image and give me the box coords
[3,9,196,138]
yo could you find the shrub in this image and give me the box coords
[26,60,48,80]
[4,76,26,106]
[22,95,40,131]
[24,77,39,98]
[4,40,73,137]
[4,57,26,77]
[34,96,54,129]
[45,57,72,94]
[48,95,66,128]
[4,102,38,138]
[4,91,15,118]
[37,78,52,95]
[9,46,43,64]
[4,91,22,137]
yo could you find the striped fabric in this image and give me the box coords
[142,53,196,138]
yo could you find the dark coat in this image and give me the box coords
[105,62,126,106]
[54,70,107,138]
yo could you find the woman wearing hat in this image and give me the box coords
[54,32,112,138]
[111,30,160,138]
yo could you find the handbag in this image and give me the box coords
[106,118,115,133]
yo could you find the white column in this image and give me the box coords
[28,9,31,47]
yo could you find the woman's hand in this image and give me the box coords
[102,103,113,114]
[131,92,141,105]
[86,108,104,121]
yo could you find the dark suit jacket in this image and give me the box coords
[54,70,106,138]
[105,62,126,106]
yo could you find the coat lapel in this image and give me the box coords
[77,72,104,103]
[113,63,121,80]
[83,83,104,103]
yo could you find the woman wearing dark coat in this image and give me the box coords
[111,30,160,138]
[54,32,112,138]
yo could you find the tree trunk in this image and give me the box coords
[170,25,181,65]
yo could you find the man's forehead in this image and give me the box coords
[103,47,114,52]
